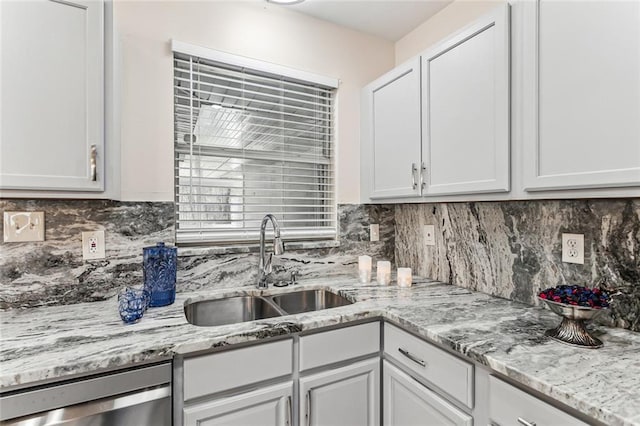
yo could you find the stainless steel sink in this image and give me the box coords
[184,289,353,326]
[271,289,353,315]
[184,296,285,327]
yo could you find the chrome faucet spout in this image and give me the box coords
[257,214,285,289]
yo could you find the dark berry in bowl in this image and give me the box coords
[538,285,610,309]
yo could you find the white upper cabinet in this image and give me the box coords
[0,0,104,192]
[361,4,510,202]
[366,58,422,199]
[422,4,510,195]
[521,0,640,191]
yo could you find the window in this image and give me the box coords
[173,42,337,245]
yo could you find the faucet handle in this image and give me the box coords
[290,271,298,285]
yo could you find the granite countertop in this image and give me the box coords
[1,277,639,426]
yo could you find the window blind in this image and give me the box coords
[173,51,337,245]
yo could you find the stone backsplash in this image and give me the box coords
[394,199,640,331]
[0,200,394,308]
[178,204,395,293]
[2,197,639,333]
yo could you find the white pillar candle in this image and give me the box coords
[377,261,391,285]
[358,255,372,283]
[397,267,412,287]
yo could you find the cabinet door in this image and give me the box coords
[367,58,422,199]
[0,0,104,191]
[300,358,380,426]
[383,361,472,426]
[521,0,640,190]
[183,381,293,426]
[421,4,510,195]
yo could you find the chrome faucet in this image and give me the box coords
[257,214,285,289]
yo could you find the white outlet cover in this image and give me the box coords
[370,224,380,242]
[562,233,584,264]
[3,211,45,242]
[82,231,106,260]
[424,224,435,246]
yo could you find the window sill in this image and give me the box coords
[177,240,340,257]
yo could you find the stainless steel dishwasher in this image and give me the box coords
[0,362,171,425]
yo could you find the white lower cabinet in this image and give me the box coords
[488,376,587,426]
[300,358,380,426]
[178,323,381,426]
[179,339,294,425]
[177,320,595,426]
[384,323,474,409]
[384,361,472,426]
[183,381,293,426]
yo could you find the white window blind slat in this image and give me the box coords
[173,50,337,245]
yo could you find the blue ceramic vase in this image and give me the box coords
[143,242,177,307]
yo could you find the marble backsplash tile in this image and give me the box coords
[0,201,394,308]
[177,204,395,292]
[0,200,175,308]
[394,199,640,332]
[4,197,637,332]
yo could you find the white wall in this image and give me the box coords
[395,0,502,65]
[114,0,394,202]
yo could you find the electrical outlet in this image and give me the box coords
[424,224,435,246]
[3,211,45,242]
[370,224,380,242]
[562,233,584,264]
[82,231,106,260]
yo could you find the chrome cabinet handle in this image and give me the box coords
[90,144,97,182]
[411,163,418,190]
[286,395,292,426]
[517,417,537,426]
[305,391,311,426]
[420,162,426,190]
[398,347,426,367]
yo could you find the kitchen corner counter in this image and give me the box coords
[1,277,639,426]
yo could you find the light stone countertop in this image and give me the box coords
[1,277,639,426]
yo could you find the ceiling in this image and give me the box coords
[283,0,454,42]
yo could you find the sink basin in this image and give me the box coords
[184,296,284,327]
[184,289,353,326]
[271,289,352,315]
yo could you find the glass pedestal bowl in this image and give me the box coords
[539,297,607,348]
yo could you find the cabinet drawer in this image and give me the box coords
[300,322,380,371]
[183,339,293,401]
[489,376,588,426]
[384,323,473,408]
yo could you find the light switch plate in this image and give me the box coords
[82,231,106,260]
[424,224,436,246]
[370,224,380,242]
[3,211,45,242]
[562,233,584,264]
